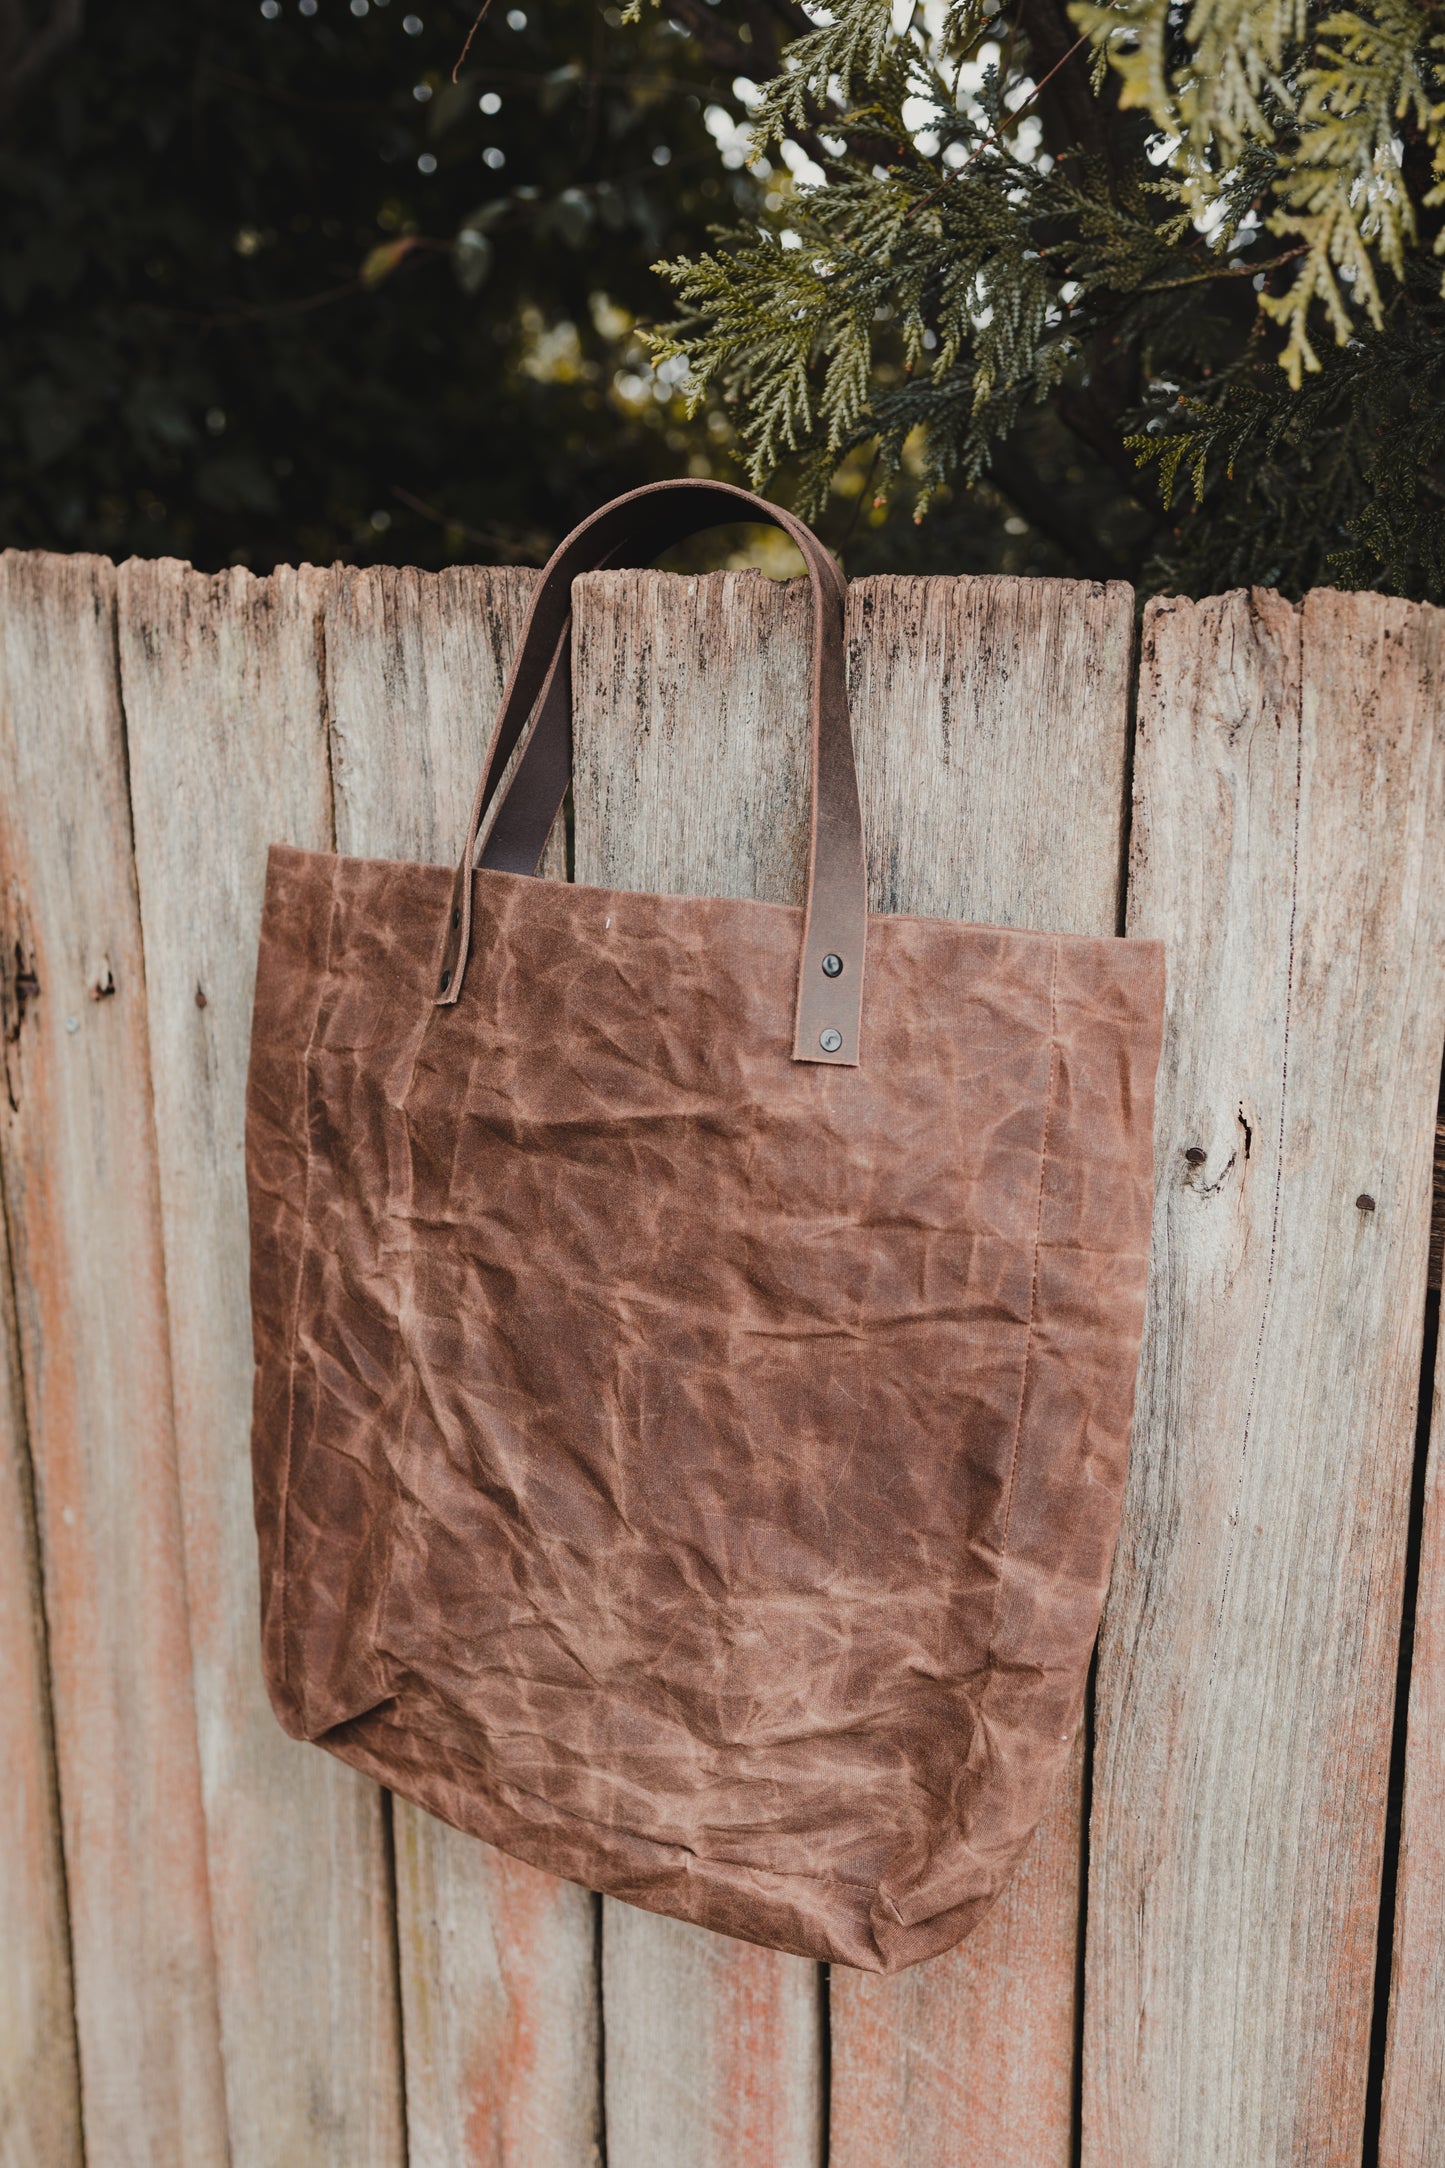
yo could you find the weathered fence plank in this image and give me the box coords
[324,563,595,2168]
[846,573,1135,938]
[3,543,1442,2168]
[573,568,813,914]
[0,553,229,2164]
[572,567,825,2168]
[326,563,565,880]
[397,1819,601,2168]
[1381,1340,1445,2164]
[0,1157,82,2168]
[603,1905,824,2167]
[831,1740,1083,2168]
[1086,589,1445,2167]
[828,571,1135,2166]
[118,560,406,2166]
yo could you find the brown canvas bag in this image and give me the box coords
[247,478,1164,1973]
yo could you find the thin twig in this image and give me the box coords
[391,486,550,558]
[906,29,1090,220]
[1138,245,1308,294]
[201,278,369,330]
[198,238,452,329]
[453,0,493,84]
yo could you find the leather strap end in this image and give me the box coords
[791,921,865,1067]
[434,862,470,1006]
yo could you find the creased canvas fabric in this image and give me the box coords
[248,839,1163,1973]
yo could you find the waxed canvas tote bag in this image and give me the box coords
[247,477,1165,1973]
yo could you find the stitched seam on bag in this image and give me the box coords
[878,950,1059,1937]
[983,934,1059,1670]
[277,858,340,1707]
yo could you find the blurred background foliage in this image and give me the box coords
[0,0,768,571]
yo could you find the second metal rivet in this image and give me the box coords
[822,953,843,977]
[819,1028,842,1053]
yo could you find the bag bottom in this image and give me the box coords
[314,1696,1022,1974]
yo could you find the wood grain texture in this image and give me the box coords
[1380,1337,1445,2165]
[829,572,1135,2168]
[0,1155,82,2168]
[325,561,597,2167]
[603,1905,824,2168]
[1087,589,1445,2168]
[572,568,825,2168]
[0,552,228,2165]
[573,568,813,911]
[326,562,565,880]
[118,560,406,2166]
[848,573,1136,933]
[397,1820,602,2168]
[830,1738,1083,2168]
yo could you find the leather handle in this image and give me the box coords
[433,478,867,1068]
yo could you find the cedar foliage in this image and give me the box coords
[647,0,1445,598]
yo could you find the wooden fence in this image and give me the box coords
[1,551,1442,2168]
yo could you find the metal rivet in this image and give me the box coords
[439,969,451,992]
[452,906,461,929]
[819,1028,842,1053]
[1184,1146,1207,1166]
[1356,1192,1376,1213]
[822,953,843,978]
